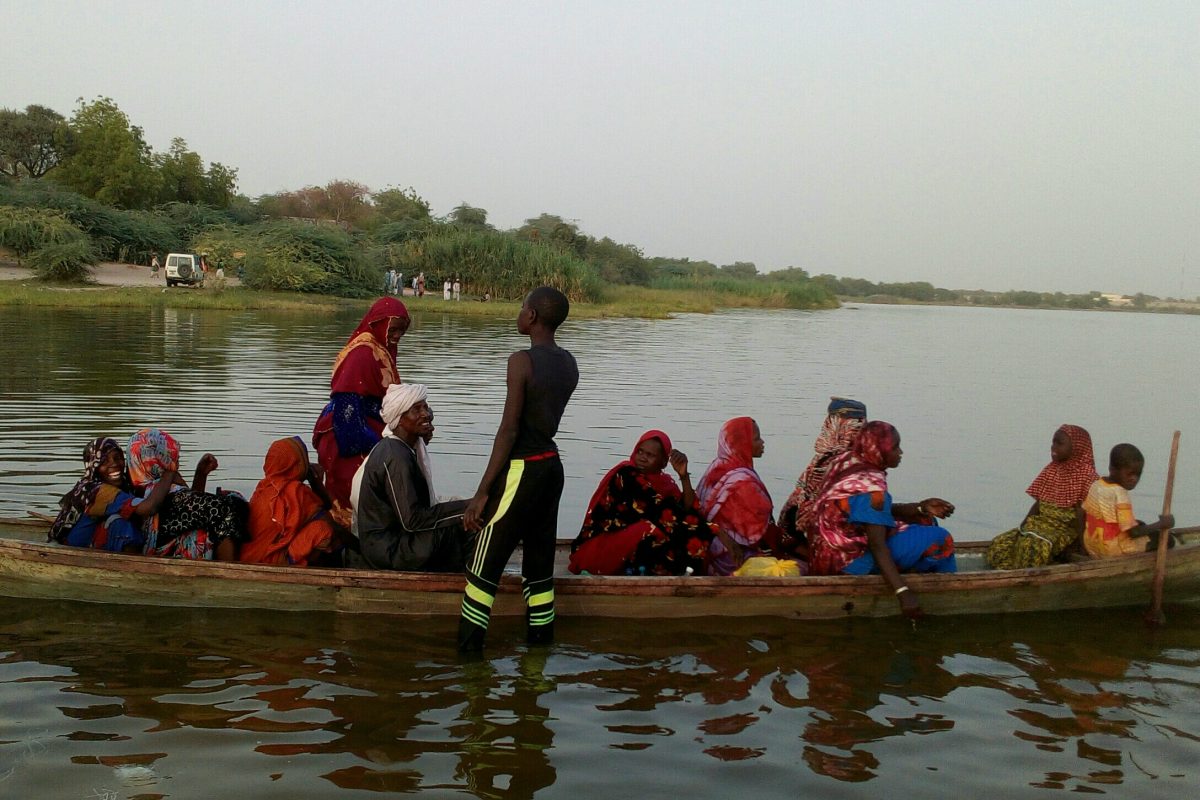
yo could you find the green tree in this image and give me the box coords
[155,137,208,204]
[720,261,758,279]
[54,97,159,208]
[448,202,491,229]
[0,104,70,178]
[371,186,430,224]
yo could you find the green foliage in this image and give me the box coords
[650,274,835,309]
[584,236,650,285]
[0,205,88,258]
[720,261,759,279]
[370,186,430,225]
[54,97,159,208]
[26,237,99,281]
[447,203,491,229]
[392,226,600,301]
[0,104,70,178]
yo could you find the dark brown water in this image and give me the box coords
[2,598,1198,798]
[1,302,1198,797]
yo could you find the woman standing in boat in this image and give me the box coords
[809,421,956,618]
[695,417,792,576]
[312,297,410,526]
[568,429,713,576]
[985,424,1097,569]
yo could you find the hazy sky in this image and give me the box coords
[3,0,1197,296]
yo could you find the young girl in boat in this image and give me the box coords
[985,424,1097,569]
[568,430,714,576]
[126,428,249,560]
[49,437,179,552]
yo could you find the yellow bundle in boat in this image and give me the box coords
[733,556,803,578]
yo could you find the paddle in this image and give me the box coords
[1146,430,1180,626]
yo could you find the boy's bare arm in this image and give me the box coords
[464,352,531,531]
[1128,513,1175,538]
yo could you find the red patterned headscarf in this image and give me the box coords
[819,421,900,491]
[581,430,679,522]
[1025,424,1097,507]
[696,417,773,545]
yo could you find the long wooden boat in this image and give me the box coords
[2,518,1199,619]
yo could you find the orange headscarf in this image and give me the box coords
[243,437,330,566]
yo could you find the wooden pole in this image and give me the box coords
[1146,431,1181,626]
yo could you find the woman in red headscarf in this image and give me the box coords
[313,297,410,525]
[985,424,1097,569]
[695,417,792,576]
[242,437,342,567]
[568,430,713,576]
[810,420,956,618]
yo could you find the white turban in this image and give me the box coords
[378,382,438,502]
[381,383,428,430]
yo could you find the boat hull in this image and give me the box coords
[3,528,1199,619]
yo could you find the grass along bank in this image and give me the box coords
[0,277,841,318]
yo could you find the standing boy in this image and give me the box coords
[459,286,578,651]
[1081,443,1174,558]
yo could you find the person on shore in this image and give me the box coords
[459,286,579,651]
[312,297,410,527]
[417,273,426,297]
[779,397,867,543]
[48,437,177,553]
[349,384,475,571]
[396,271,403,296]
[809,421,956,618]
[986,425,1097,569]
[385,269,396,295]
[695,417,793,576]
[453,277,462,301]
[1081,443,1175,559]
[241,437,346,567]
[126,428,249,560]
[568,430,713,576]
[412,275,418,294]
[150,254,160,274]
[443,278,452,300]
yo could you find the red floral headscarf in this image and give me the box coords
[1025,424,1098,507]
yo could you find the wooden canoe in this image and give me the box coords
[2,519,1199,619]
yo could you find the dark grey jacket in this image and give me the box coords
[353,438,470,571]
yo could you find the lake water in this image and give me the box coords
[1,302,1198,797]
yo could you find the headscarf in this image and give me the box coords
[127,428,180,490]
[378,382,438,502]
[695,417,773,545]
[818,420,899,493]
[245,437,327,562]
[49,437,126,543]
[582,430,680,520]
[1025,424,1098,507]
[331,297,409,395]
[780,397,867,534]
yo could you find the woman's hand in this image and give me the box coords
[921,498,955,519]
[898,589,923,620]
[668,449,689,477]
[196,453,219,477]
[464,492,489,532]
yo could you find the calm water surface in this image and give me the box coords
[1,302,1198,797]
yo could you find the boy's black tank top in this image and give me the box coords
[512,344,579,458]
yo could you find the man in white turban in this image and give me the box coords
[348,384,475,571]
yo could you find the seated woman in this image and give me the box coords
[241,436,348,567]
[810,420,956,617]
[312,297,410,527]
[349,384,475,572]
[569,430,713,576]
[127,428,249,561]
[696,417,798,576]
[49,437,178,552]
[779,397,867,541]
[986,424,1097,569]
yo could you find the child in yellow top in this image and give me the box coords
[1082,443,1174,558]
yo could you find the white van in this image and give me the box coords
[164,253,204,287]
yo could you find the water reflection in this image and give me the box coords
[1,598,1198,796]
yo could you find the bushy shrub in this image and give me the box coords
[393,226,600,301]
[0,205,89,258]
[27,238,99,281]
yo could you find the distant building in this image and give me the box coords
[1099,293,1133,306]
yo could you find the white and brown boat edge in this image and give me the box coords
[2,518,1199,619]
